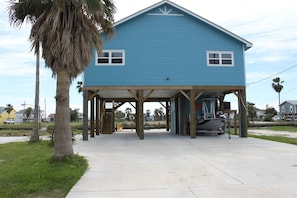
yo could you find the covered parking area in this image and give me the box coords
[82,86,248,140]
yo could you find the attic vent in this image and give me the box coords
[147,5,184,16]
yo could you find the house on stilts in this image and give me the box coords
[82,0,252,140]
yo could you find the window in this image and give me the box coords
[207,51,234,66]
[96,50,125,65]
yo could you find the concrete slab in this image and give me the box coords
[66,130,297,198]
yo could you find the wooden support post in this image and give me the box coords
[96,96,100,135]
[100,100,105,134]
[190,89,196,138]
[238,89,248,137]
[90,97,95,138]
[181,97,187,136]
[82,90,89,141]
[166,101,170,131]
[175,98,179,134]
[137,90,144,139]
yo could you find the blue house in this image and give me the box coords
[82,0,252,140]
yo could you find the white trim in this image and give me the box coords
[96,50,125,66]
[207,51,234,67]
[114,0,252,50]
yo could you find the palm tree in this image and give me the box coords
[76,81,83,94]
[5,104,14,119]
[272,77,284,116]
[27,0,116,159]
[25,107,33,122]
[9,0,52,142]
[246,102,256,121]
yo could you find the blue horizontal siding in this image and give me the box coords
[84,4,246,87]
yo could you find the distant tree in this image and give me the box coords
[272,77,284,115]
[146,109,151,121]
[70,108,79,122]
[76,81,83,94]
[5,104,13,119]
[247,102,256,121]
[264,107,277,121]
[154,107,164,121]
[125,108,132,121]
[115,110,125,120]
[25,107,33,122]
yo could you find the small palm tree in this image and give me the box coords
[25,107,33,122]
[272,77,284,115]
[76,81,83,94]
[5,104,14,119]
[9,0,52,142]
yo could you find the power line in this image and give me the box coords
[246,63,297,86]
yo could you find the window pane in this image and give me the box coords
[112,52,123,57]
[209,53,219,58]
[222,60,232,64]
[112,59,123,64]
[99,52,109,57]
[222,53,232,58]
[209,60,219,64]
[98,59,109,64]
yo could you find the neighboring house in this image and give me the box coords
[0,107,16,123]
[256,108,266,119]
[82,0,252,139]
[48,114,56,122]
[280,100,297,119]
[15,109,45,123]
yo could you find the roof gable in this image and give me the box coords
[281,100,297,106]
[115,0,252,50]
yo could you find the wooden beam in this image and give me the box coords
[237,89,248,137]
[88,91,98,100]
[90,97,95,138]
[181,97,187,136]
[195,90,204,100]
[166,101,170,131]
[144,90,154,101]
[128,90,139,101]
[175,97,179,134]
[180,90,190,101]
[190,89,196,138]
[137,90,144,139]
[82,90,89,141]
[100,100,105,134]
[96,96,100,135]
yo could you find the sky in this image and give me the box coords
[0,0,296,117]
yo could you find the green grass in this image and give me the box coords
[269,125,297,132]
[248,134,297,145]
[0,141,88,198]
[0,122,83,137]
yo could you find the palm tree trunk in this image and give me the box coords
[30,43,40,142]
[54,69,74,159]
[278,92,281,116]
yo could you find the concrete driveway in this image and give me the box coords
[67,130,297,198]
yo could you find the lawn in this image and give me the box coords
[248,134,297,145]
[269,125,297,132]
[0,141,87,198]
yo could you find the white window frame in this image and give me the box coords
[207,51,234,66]
[96,50,125,66]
